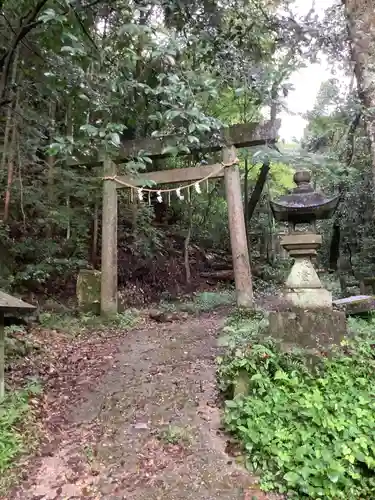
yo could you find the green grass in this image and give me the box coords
[0,383,42,492]
[158,424,192,445]
[161,290,235,314]
[217,307,268,348]
[348,315,375,335]
[5,325,39,361]
[39,309,140,334]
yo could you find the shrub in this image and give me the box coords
[217,313,375,498]
[39,310,140,334]
[161,290,235,314]
[0,384,41,475]
[191,290,235,312]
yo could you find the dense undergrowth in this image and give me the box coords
[217,311,375,499]
[0,384,41,487]
[160,289,235,313]
[38,309,141,334]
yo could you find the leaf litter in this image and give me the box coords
[3,311,282,500]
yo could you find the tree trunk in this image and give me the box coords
[243,156,253,263]
[3,104,17,222]
[265,177,276,263]
[65,197,71,240]
[343,0,375,190]
[1,48,19,221]
[184,203,192,285]
[247,159,271,222]
[328,96,360,271]
[65,103,73,240]
[329,222,341,271]
[91,200,99,267]
[47,101,56,237]
[3,84,20,222]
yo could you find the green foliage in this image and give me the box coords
[261,257,292,283]
[39,310,140,334]
[217,308,269,350]
[191,194,231,251]
[190,290,235,312]
[158,424,191,445]
[217,314,375,498]
[161,290,235,314]
[0,0,315,294]
[300,75,375,276]
[0,384,42,475]
[129,205,165,258]
[244,161,295,196]
[320,273,342,299]
[5,326,38,361]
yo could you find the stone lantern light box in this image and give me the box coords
[268,170,346,350]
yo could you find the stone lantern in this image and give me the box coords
[269,170,346,350]
[270,170,339,309]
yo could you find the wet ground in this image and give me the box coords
[6,310,280,500]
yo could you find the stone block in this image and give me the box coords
[281,233,322,254]
[268,309,346,350]
[76,269,101,314]
[285,288,332,309]
[333,295,375,316]
[285,258,322,289]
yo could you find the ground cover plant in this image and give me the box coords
[0,384,41,485]
[160,290,236,314]
[217,313,375,499]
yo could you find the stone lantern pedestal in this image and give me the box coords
[281,232,332,309]
[268,308,346,352]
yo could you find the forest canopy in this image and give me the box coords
[0,0,374,300]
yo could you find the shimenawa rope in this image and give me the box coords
[102,158,238,193]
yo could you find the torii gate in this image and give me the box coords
[100,120,280,315]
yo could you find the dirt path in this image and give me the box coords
[7,311,275,500]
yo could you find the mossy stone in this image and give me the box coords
[76,269,101,314]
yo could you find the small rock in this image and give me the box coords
[149,309,189,323]
[149,310,174,323]
[40,444,55,457]
[100,483,115,495]
[133,422,149,430]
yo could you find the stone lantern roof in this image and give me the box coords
[270,170,340,225]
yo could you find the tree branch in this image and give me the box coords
[0,0,108,109]
[0,0,49,107]
[247,158,271,223]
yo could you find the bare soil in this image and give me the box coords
[4,310,281,500]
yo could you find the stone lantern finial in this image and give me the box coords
[293,170,311,188]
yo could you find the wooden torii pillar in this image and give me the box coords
[101,158,118,315]
[222,146,253,307]
[100,120,280,315]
